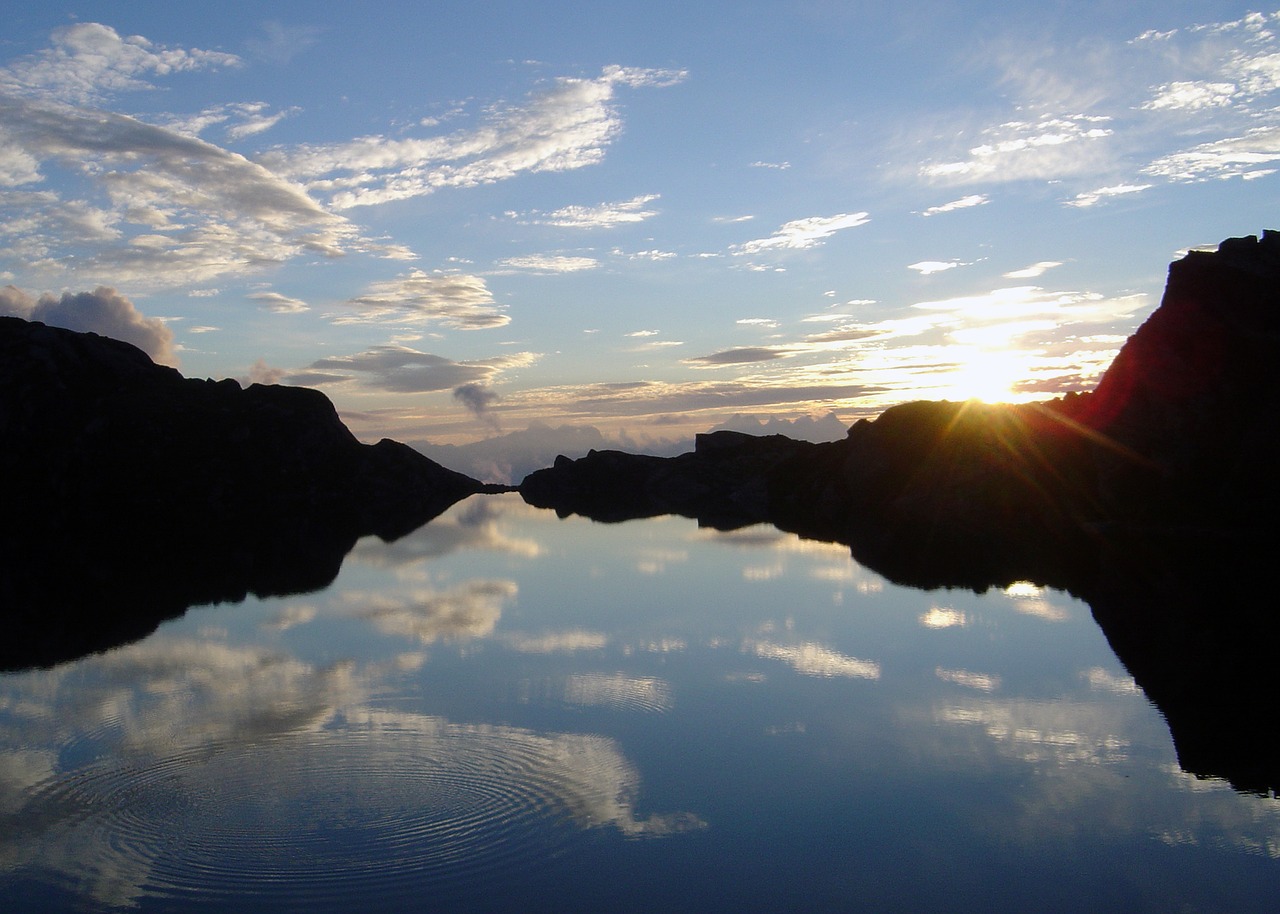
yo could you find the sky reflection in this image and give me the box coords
[2,493,1278,912]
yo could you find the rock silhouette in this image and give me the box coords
[1,316,486,669]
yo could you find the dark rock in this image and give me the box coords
[1,317,485,669]
[520,431,816,527]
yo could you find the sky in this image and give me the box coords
[3,1,1279,451]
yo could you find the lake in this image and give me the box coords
[2,492,1278,912]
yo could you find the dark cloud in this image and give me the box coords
[683,347,793,366]
[306,345,494,393]
[1,284,176,365]
[805,327,881,344]
[453,382,501,430]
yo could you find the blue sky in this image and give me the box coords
[3,2,1278,446]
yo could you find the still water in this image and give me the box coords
[2,493,1278,912]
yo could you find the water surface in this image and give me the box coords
[2,494,1277,912]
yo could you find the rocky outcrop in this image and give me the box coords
[520,430,817,525]
[1,317,486,668]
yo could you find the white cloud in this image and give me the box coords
[265,66,686,210]
[1067,183,1154,207]
[341,270,508,328]
[0,94,359,288]
[0,22,240,104]
[1142,125,1280,181]
[921,194,989,216]
[247,291,308,313]
[734,212,870,256]
[1003,261,1063,279]
[515,193,659,228]
[1142,80,1237,111]
[921,116,1113,184]
[908,260,965,275]
[499,254,598,273]
[746,640,880,679]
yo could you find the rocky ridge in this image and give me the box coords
[1,316,486,667]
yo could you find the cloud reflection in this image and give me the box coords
[746,640,880,680]
[0,635,701,907]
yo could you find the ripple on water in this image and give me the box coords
[21,715,671,910]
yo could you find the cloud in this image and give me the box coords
[245,21,324,65]
[1142,126,1280,182]
[0,284,175,364]
[921,115,1113,184]
[1067,183,1153,208]
[341,270,508,329]
[248,291,308,313]
[746,639,880,679]
[498,254,598,273]
[908,260,966,275]
[683,346,794,366]
[921,194,989,216]
[734,212,870,256]
[264,65,686,210]
[804,325,881,344]
[0,94,359,288]
[244,358,285,385]
[453,382,501,429]
[0,22,240,104]
[299,344,536,394]
[354,580,515,644]
[1003,261,1063,279]
[166,102,298,142]
[1142,80,1238,111]
[513,193,659,228]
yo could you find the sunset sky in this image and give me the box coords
[3,2,1278,447]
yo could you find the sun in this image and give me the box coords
[930,346,1037,404]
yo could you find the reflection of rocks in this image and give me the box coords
[517,233,1280,795]
[0,317,486,670]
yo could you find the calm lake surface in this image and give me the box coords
[3,493,1278,912]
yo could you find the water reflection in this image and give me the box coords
[2,493,1279,911]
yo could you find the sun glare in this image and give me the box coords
[928,347,1037,404]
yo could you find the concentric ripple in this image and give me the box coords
[17,711,695,910]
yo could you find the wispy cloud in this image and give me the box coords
[684,346,794,366]
[248,290,308,313]
[340,270,508,328]
[297,344,537,393]
[0,27,356,288]
[499,254,599,273]
[734,212,870,256]
[511,193,659,228]
[1003,261,1063,279]
[265,66,686,210]
[921,194,989,216]
[1067,183,1152,208]
[921,115,1113,183]
[0,22,239,104]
